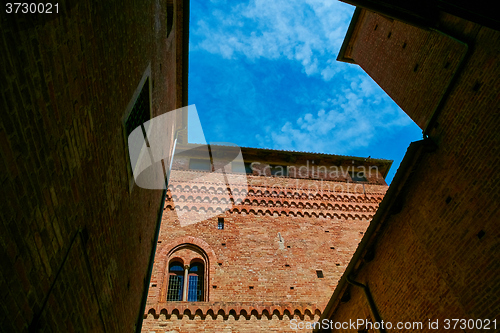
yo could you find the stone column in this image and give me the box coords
[182,265,189,301]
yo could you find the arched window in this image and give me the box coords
[163,243,209,302]
[187,262,204,301]
[166,261,184,301]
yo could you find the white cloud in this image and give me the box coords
[192,0,355,80]
[256,72,415,155]
[191,0,420,163]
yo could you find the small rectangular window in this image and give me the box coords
[122,65,152,194]
[166,0,174,37]
[270,165,288,176]
[189,159,211,171]
[231,161,253,174]
[125,78,150,138]
[351,172,367,182]
[316,270,324,278]
[231,162,245,173]
[218,217,224,230]
[245,162,253,174]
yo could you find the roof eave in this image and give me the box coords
[337,7,362,64]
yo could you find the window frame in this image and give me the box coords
[218,217,224,230]
[163,244,210,302]
[121,64,152,193]
[351,172,368,182]
[270,164,288,177]
[231,161,253,174]
[187,262,204,302]
[189,158,212,171]
[166,261,185,302]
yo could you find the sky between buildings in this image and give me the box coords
[187,0,422,184]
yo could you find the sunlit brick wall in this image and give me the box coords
[142,148,389,332]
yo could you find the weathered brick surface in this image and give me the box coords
[0,0,187,331]
[143,147,389,332]
[326,10,500,331]
[345,10,468,129]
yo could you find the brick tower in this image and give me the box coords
[142,143,391,332]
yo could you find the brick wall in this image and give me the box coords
[323,10,500,331]
[0,0,187,331]
[143,148,389,332]
[344,10,468,129]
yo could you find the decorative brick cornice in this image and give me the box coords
[145,302,322,320]
[168,192,382,205]
[168,183,386,199]
[169,168,387,185]
[164,181,384,220]
[164,203,375,220]
[167,195,379,211]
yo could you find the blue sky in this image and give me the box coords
[187,0,422,183]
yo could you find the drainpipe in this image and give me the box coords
[347,276,387,333]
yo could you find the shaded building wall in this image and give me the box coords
[322,9,500,331]
[340,8,468,129]
[0,0,188,331]
[142,146,390,332]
